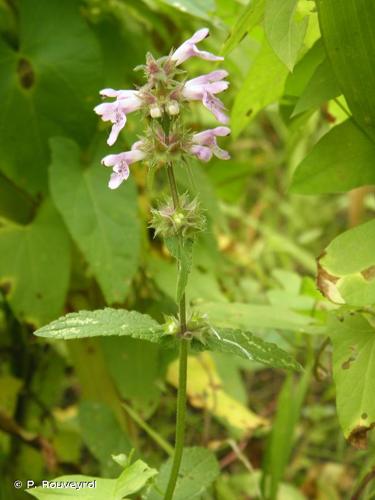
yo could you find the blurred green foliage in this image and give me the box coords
[1,0,375,499]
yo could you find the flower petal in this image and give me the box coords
[191,144,213,162]
[202,92,229,124]
[108,170,127,189]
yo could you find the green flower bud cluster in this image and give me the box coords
[163,311,211,341]
[150,193,206,240]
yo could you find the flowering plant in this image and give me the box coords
[95,28,230,498]
[33,27,301,500]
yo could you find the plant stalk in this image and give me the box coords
[164,162,189,500]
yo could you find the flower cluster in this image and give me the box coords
[150,194,206,240]
[94,28,230,189]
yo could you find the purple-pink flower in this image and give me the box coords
[182,70,229,124]
[171,28,223,66]
[101,141,146,189]
[191,127,230,162]
[94,89,142,146]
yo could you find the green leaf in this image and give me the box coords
[316,0,375,142]
[158,0,215,20]
[26,476,114,499]
[261,364,312,498]
[290,120,375,194]
[0,200,70,327]
[231,36,289,137]
[194,302,313,332]
[0,0,101,195]
[165,237,194,302]
[200,327,302,372]
[49,137,141,304]
[26,458,157,499]
[34,308,163,342]
[292,57,340,116]
[146,447,219,500]
[101,337,162,418]
[222,0,265,55]
[115,459,158,498]
[79,401,131,476]
[317,219,375,307]
[284,39,325,98]
[329,313,375,448]
[264,0,308,70]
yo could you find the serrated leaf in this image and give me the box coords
[328,313,375,448]
[317,219,375,307]
[0,200,70,327]
[290,120,375,194]
[265,0,308,71]
[222,0,265,55]
[146,447,219,500]
[194,301,313,332]
[167,353,268,434]
[34,308,163,342]
[201,327,302,372]
[49,137,140,304]
[316,0,375,142]
[26,459,157,499]
[0,0,101,195]
[292,57,340,116]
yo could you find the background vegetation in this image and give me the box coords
[1,0,375,498]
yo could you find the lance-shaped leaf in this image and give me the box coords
[265,0,307,71]
[292,57,340,116]
[34,308,164,342]
[195,327,302,372]
[290,120,375,195]
[316,0,375,142]
[317,219,375,307]
[328,313,375,449]
[222,0,265,56]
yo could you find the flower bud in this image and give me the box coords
[150,104,162,118]
[167,100,180,116]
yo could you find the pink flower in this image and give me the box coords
[182,71,229,123]
[171,28,223,66]
[101,141,146,189]
[94,90,142,146]
[191,126,230,162]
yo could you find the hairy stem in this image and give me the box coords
[164,162,189,500]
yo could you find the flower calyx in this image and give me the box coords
[163,312,212,342]
[150,193,206,240]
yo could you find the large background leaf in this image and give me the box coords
[0,0,101,195]
[329,314,375,448]
[0,200,70,326]
[316,0,375,141]
[49,137,141,304]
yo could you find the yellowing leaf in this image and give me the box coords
[167,353,268,435]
